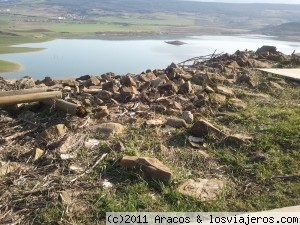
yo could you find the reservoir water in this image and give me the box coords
[1,35,300,79]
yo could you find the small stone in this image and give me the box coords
[87,76,101,86]
[76,75,90,81]
[182,111,194,124]
[84,138,100,149]
[178,81,193,94]
[59,191,73,205]
[249,153,267,162]
[215,85,235,97]
[102,81,119,93]
[60,153,76,160]
[120,86,139,102]
[63,86,72,91]
[151,78,164,88]
[33,148,44,161]
[150,105,166,113]
[166,117,188,129]
[17,76,35,89]
[100,179,114,189]
[112,141,125,152]
[189,119,224,138]
[41,124,68,140]
[94,106,109,118]
[178,178,224,201]
[188,136,204,143]
[95,122,124,136]
[145,119,165,127]
[210,93,226,104]
[120,156,172,182]
[222,134,252,145]
[69,164,84,173]
[204,85,215,93]
[83,98,92,106]
[97,90,113,101]
[158,81,178,94]
[40,76,57,86]
[121,75,137,87]
[269,81,284,91]
[228,98,246,109]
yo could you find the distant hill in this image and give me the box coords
[256,22,300,37]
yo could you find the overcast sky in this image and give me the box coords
[192,0,300,4]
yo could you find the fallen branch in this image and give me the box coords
[70,153,108,183]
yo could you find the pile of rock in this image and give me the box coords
[0,46,298,203]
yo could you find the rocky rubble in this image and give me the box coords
[0,46,299,222]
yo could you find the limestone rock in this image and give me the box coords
[237,73,257,88]
[120,156,172,182]
[97,90,113,101]
[121,75,137,87]
[95,122,124,136]
[102,81,119,93]
[87,76,101,86]
[178,81,193,94]
[189,119,224,138]
[145,119,165,127]
[210,93,226,105]
[269,81,284,90]
[120,86,139,102]
[228,98,246,109]
[40,76,57,86]
[41,124,68,140]
[158,81,178,95]
[215,85,234,97]
[178,178,224,201]
[166,117,188,129]
[94,106,109,119]
[222,134,252,145]
[84,138,100,150]
[17,76,36,89]
[76,75,90,81]
[33,148,44,161]
[150,104,166,113]
[182,111,194,124]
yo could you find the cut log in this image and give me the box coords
[42,99,88,118]
[0,91,62,105]
[0,88,48,97]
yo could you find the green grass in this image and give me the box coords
[49,23,160,33]
[32,81,300,224]
[0,59,21,72]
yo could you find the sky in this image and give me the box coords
[192,0,300,4]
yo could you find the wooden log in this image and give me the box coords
[0,91,62,105]
[42,99,88,118]
[0,87,48,97]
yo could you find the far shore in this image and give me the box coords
[0,60,22,73]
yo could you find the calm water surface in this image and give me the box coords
[1,35,300,79]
